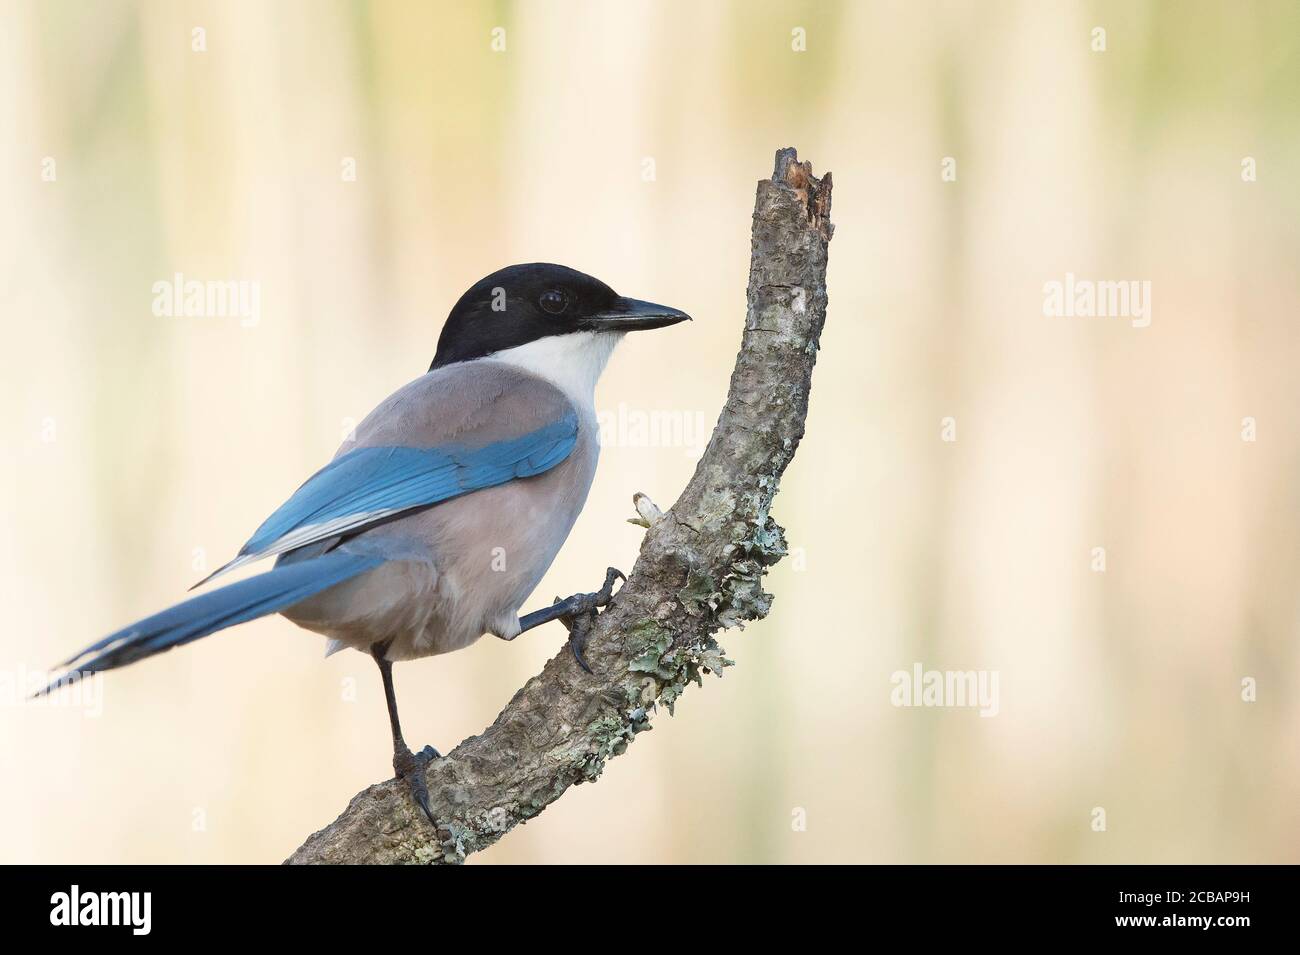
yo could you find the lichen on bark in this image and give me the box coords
[286,147,833,865]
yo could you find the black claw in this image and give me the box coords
[410,777,435,825]
[570,635,593,674]
[394,744,441,825]
[559,568,625,674]
[598,567,626,603]
[568,612,595,674]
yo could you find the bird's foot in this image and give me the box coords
[392,743,441,825]
[556,567,626,673]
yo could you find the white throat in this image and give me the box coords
[485,331,624,410]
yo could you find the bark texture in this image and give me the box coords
[286,147,833,864]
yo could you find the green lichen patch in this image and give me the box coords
[677,567,720,615]
[697,485,739,528]
[712,514,787,629]
[652,635,734,716]
[629,633,679,681]
[578,708,654,782]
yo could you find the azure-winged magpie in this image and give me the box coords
[40,263,690,822]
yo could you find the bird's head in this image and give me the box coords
[430,263,690,372]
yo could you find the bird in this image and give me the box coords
[38,263,691,822]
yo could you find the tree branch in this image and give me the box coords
[286,147,833,864]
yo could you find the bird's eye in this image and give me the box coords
[539,289,567,315]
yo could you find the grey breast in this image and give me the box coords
[279,360,599,660]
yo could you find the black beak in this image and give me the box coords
[583,296,692,332]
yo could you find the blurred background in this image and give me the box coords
[2,0,1298,864]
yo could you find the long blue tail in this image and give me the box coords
[37,551,383,696]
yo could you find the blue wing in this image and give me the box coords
[198,410,579,585]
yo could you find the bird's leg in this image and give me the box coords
[515,567,625,673]
[370,641,440,825]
